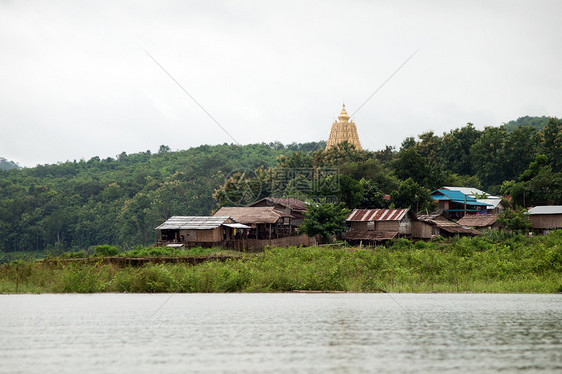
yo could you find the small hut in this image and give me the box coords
[248,197,307,227]
[155,216,249,248]
[528,206,562,233]
[457,214,500,231]
[343,209,415,245]
[346,208,415,234]
[213,207,294,240]
[415,213,480,238]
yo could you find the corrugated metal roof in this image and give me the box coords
[528,206,562,215]
[223,223,251,229]
[346,209,409,222]
[477,198,503,208]
[434,189,473,201]
[155,216,232,230]
[432,190,492,206]
[249,197,308,212]
[457,214,499,227]
[417,214,480,235]
[214,207,292,224]
[442,186,500,199]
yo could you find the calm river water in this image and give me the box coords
[0,293,560,373]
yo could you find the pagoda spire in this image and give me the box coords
[326,103,362,151]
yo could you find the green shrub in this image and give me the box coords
[93,245,120,257]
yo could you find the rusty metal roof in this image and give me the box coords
[457,214,498,227]
[155,216,233,230]
[214,207,292,224]
[346,209,409,222]
[249,197,308,212]
[417,214,480,235]
[343,231,398,241]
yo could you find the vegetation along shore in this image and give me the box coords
[1,231,560,294]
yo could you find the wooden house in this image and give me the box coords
[155,216,249,248]
[346,208,415,234]
[414,213,480,238]
[213,207,294,240]
[248,197,307,227]
[457,214,500,231]
[528,206,562,233]
[440,186,504,214]
[343,209,415,244]
[431,189,492,219]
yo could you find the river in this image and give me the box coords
[0,293,560,373]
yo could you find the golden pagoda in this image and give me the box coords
[325,104,362,150]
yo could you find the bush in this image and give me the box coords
[93,245,120,257]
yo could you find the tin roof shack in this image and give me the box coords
[415,213,480,239]
[528,206,562,233]
[457,214,500,231]
[431,189,492,219]
[248,197,307,227]
[343,209,415,245]
[441,186,504,214]
[155,216,249,248]
[214,207,294,240]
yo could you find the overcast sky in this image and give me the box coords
[1,0,561,167]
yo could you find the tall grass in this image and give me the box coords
[1,231,560,294]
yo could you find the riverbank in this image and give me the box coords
[1,231,560,293]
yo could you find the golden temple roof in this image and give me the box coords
[326,104,362,151]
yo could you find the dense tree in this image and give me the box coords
[390,178,435,214]
[503,126,538,181]
[440,123,481,176]
[358,179,390,209]
[312,141,370,168]
[503,155,562,207]
[300,202,350,243]
[470,126,508,188]
[497,208,532,233]
[391,148,444,190]
[504,116,551,133]
[415,131,442,165]
[537,118,562,172]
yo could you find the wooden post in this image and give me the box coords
[464,195,467,216]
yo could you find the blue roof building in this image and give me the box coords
[431,189,492,218]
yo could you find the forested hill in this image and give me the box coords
[504,116,553,133]
[0,142,323,253]
[0,157,20,171]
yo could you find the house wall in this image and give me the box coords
[398,216,412,235]
[438,200,449,210]
[242,234,316,250]
[376,221,400,232]
[179,227,222,242]
[412,221,432,239]
[530,215,562,229]
[350,221,370,231]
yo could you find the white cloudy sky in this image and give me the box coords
[1,0,561,167]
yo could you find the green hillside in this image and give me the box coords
[504,116,554,132]
[0,157,20,171]
[0,142,323,253]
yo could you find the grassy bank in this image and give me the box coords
[1,231,561,293]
